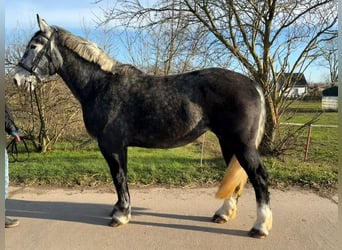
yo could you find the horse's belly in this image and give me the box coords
[131,128,208,149]
[128,97,208,148]
[130,118,209,149]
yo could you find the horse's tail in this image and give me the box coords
[215,155,248,199]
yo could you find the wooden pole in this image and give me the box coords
[304,125,312,161]
[200,133,206,167]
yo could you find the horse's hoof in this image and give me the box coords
[248,228,268,239]
[109,218,123,227]
[212,214,228,224]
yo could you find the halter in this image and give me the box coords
[18,28,57,82]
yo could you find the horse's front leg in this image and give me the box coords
[98,140,131,227]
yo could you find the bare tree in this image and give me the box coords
[95,0,232,75]
[317,37,338,84]
[96,0,337,153]
[5,75,85,152]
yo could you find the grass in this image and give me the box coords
[283,111,338,125]
[281,110,338,165]
[287,100,322,110]
[265,158,337,190]
[9,142,225,187]
[8,100,338,194]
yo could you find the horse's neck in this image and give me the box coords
[57,45,109,101]
[55,38,144,101]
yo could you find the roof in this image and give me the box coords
[278,73,308,87]
[322,86,338,96]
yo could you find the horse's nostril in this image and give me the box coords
[13,78,18,86]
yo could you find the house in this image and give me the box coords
[277,73,309,98]
[322,85,338,112]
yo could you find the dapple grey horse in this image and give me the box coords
[13,15,272,238]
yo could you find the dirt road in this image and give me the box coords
[5,186,338,250]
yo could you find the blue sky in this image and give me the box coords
[5,1,130,60]
[5,0,329,83]
[5,0,103,31]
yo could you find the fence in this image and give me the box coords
[281,122,338,161]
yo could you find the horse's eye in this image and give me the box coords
[30,44,37,49]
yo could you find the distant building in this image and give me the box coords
[277,73,309,98]
[322,86,338,112]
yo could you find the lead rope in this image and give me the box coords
[29,82,36,139]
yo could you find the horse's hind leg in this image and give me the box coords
[235,145,272,238]
[213,142,248,223]
[212,179,247,224]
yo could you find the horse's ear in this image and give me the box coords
[37,14,51,33]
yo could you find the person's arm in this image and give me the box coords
[5,104,21,142]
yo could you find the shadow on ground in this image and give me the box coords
[6,199,248,237]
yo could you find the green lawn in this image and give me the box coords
[9,141,225,187]
[281,109,338,165]
[287,100,322,110]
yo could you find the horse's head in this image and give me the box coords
[13,15,63,90]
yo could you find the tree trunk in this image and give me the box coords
[259,94,278,155]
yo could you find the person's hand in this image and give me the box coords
[13,133,21,142]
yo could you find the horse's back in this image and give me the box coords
[181,68,262,114]
[120,67,262,131]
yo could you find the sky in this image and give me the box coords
[5,0,329,83]
[5,0,104,31]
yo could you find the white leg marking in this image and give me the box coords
[112,210,131,225]
[252,203,273,236]
[111,204,131,225]
[215,196,238,221]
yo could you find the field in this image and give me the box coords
[8,100,338,194]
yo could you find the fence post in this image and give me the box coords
[304,125,312,161]
[200,133,206,167]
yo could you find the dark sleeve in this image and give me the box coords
[5,104,19,135]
